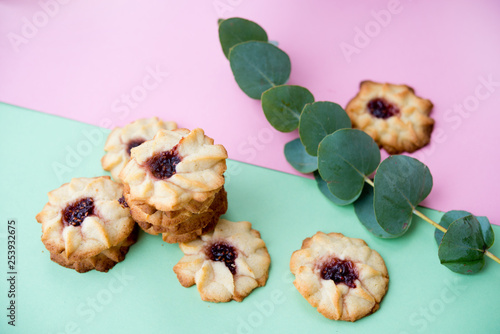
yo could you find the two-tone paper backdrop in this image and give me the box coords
[1,1,500,333]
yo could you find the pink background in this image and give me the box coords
[1,0,499,224]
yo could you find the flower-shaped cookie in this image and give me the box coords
[35,176,137,272]
[120,128,227,212]
[173,219,271,302]
[102,117,177,182]
[290,232,389,322]
[345,81,434,154]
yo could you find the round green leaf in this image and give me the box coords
[435,210,494,249]
[374,155,433,236]
[284,138,318,173]
[434,211,471,246]
[478,217,495,248]
[438,215,486,275]
[299,102,351,156]
[218,18,268,59]
[318,129,380,204]
[354,185,399,238]
[229,41,291,100]
[262,85,314,132]
[313,171,351,206]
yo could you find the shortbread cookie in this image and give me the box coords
[49,228,138,273]
[290,232,389,321]
[130,187,227,234]
[101,117,177,182]
[345,81,434,154]
[174,219,271,302]
[35,176,137,273]
[120,128,227,212]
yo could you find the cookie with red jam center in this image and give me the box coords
[36,176,137,273]
[345,80,434,154]
[174,219,271,302]
[290,232,389,321]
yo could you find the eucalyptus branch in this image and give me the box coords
[218,17,498,275]
[412,209,447,233]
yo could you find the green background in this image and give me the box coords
[1,103,499,334]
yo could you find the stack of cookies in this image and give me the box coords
[117,127,228,243]
[36,118,230,273]
[129,186,227,243]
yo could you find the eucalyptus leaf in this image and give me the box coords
[262,85,314,132]
[435,210,494,248]
[313,171,352,206]
[438,215,486,274]
[354,186,398,238]
[284,138,318,173]
[374,155,433,236]
[229,41,291,99]
[318,129,380,204]
[219,18,268,59]
[479,217,495,248]
[299,101,351,156]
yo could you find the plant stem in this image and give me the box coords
[485,251,500,265]
[412,209,447,233]
[363,176,374,187]
[363,177,500,265]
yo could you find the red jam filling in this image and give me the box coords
[367,98,399,119]
[207,242,237,275]
[320,258,358,288]
[145,146,182,180]
[62,197,95,227]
